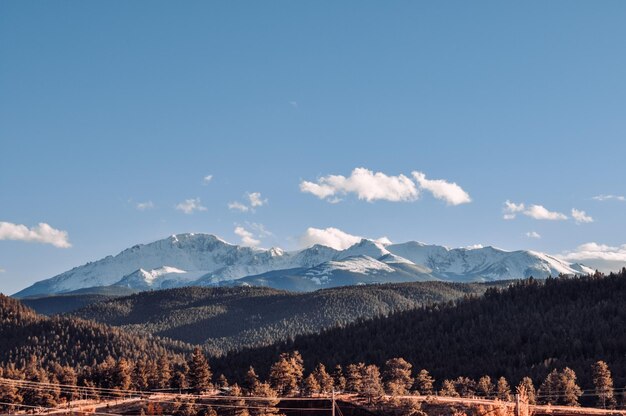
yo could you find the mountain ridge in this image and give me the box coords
[14,233,594,298]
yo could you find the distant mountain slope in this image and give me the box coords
[212,270,626,391]
[14,233,593,297]
[0,294,187,370]
[20,286,137,315]
[70,281,499,356]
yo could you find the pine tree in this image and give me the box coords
[538,369,560,405]
[454,377,476,398]
[312,363,334,394]
[155,354,172,390]
[496,377,511,402]
[517,377,536,405]
[56,365,78,401]
[217,374,229,389]
[188,347,212,393]
[332,365,346,392]
[559,367,582,406]
[172,362,189,392]
[133,358,150,391]
[302,373,320,396]
[0,377,23,411]
[250,382,281,416]
[244,366,260,396]
[361,364,384,404]
[22,365,57,407]
[592,361,616,408]
[383,357,413,396]
[346,363,365,393]
[476,376,494,398]
[268,351,303,396]
[113,358,133,394]
[413,369,434,395]
[229,384,250,416]
[439,379,459,397]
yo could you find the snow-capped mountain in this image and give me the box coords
[13,233,594,298]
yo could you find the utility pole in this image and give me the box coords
[515,393,520,416]
[332,389,336,416]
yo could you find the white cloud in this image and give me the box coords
[561,242,626,262]
[592,194,625,202]
[248,192,267,208]
[234,226,260,247]
[136,201,154,211]
[299,227,391,250]
[411,171,471,205]
[524,204,568,220]
[0,268,5,273]
[203,175,213,185]
[300,167,419,203]
[503,200,525,220]
[526,231,541,239]
[228,201,250,212]
[571,208,594,224]
[558,242,626,273]
[229,192,267,212]
[175,198,207,214]
[503,201,567,221]
[0,221,71,248]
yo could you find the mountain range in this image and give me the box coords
[14,233,594,298]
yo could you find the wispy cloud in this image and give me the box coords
[412,171,471,206]
[228,192,267,212]
[592,194,625,202]
[571,208,594,224]
[228,201,249,212]
[202,174,213,185]
[0,268,5,273]
[526,231,541,239]
[136,201,154,211]
[248,192,267,208]
[299,226,391,250]
[0,221,71,248]
[234,226,260,247]
[503,201,568,221]
[175,198,207,214]
[249,222,273,237]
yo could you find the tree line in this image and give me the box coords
[212,270,626,399]
[1,347,624,414]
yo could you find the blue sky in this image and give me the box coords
[2,1,626,294]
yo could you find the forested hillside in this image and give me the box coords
[212,270,626,392]
[0,294,188,371]
[69,282,496,355]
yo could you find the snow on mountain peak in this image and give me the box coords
[13,233,595,297]
[339,239,390,259]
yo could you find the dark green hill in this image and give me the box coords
[70,281,497,355]
[20,285,138,315]
[212,271,626,391]
[0,294,187,371]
